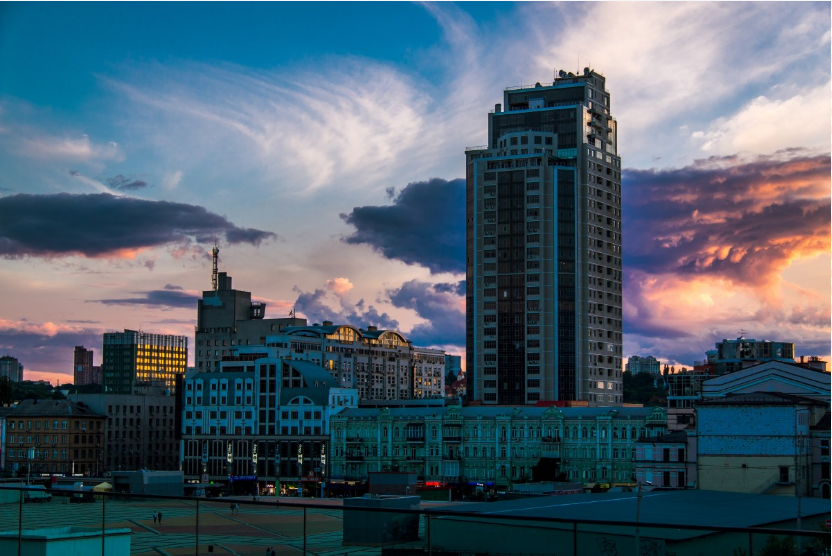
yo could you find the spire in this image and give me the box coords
[211,242,219,291]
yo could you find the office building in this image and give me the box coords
[102,330,188,394]
[181,359,358,495]
[466,68,622,405]
[0,355,23,382]
[195,246,306,371]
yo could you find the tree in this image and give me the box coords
[758,535,796,556]
[622,371,667,406]
[0,376,12,406]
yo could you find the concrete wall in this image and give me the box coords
[698,455,795,494]
[699,405,803,457]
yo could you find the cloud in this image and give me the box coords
[0,193,277,258]
[104,59,433,193]
[386,279,465,347]
[0,320,104,382]
[17,133,123,162]
[340,178,465,274]
[624,151,831,287]
[522,2,831,167]
[106,174,149,191]
[93,284,199,309]
[292,282,399,330]
[622,149,831,365]
[692,82,831,157]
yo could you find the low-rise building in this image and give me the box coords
[634,430,696,488]
[3,399,105,477]
[329,405,667,491]
[69,383,178,472]
[697,392,827,496]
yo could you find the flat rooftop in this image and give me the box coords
[434,490,830,540]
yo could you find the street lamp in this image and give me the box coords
[635,480,652,556]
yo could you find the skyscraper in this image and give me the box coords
[466,68,622,405]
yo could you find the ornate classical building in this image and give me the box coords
[329,405,666,490]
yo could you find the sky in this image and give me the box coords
[0,2,829,385]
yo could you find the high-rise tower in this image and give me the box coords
[465,68,622,405]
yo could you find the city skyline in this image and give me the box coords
[0,2,829,385]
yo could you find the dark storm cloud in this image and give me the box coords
[386,279,465,346]
[106,174,148,191]
[93,284,199,309]
[0,193,277,258]
[624,151,830,286]
[292,287,399,330]
[340,178,465,274]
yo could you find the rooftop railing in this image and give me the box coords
[0,485,827,556]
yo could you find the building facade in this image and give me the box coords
[102,329,188,394]
[634,430,696,489]
[713,336,795,375]
[329,406,665,489]
[697,392,826,496]
[69,384,178,472]
[195,257,306,372]
[260,323,445,401]
[181,358,358,495]
[466,68,622,405]
[0,355,24,382]
[3,399,106,477]
[73,346,102,386]
[626,355,661,375]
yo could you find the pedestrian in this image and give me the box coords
[152,513,157,524]
[230,503,234,515]
[157,511,162,525]
[234,502,239,515]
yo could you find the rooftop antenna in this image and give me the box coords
[211,240,219,291]
[737,329,747,339]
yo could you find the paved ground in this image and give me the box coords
[0,495,428,556]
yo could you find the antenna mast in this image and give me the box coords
[212,242,219,291]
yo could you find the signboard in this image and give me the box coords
[252,443,258,465]
[201,442,208,465]
[320,444,326,467]
[297,444,303,465]
[227,441,233,464]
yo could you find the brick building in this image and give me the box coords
[3,399,105,477]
